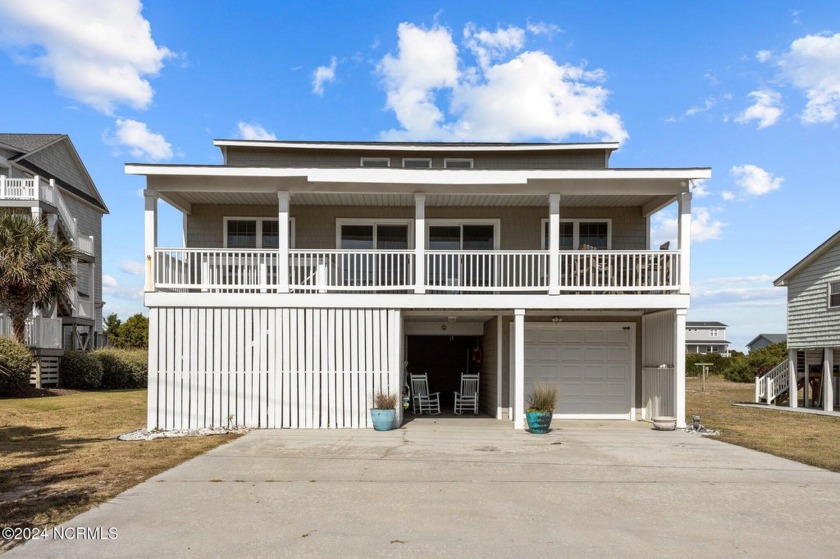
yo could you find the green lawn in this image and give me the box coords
[686,375,840,472]
[0,389,239,552]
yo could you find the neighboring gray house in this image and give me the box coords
[685,321,730,356]
[758,231,840,411]
[746,333,786,352]
[0,134,108,385]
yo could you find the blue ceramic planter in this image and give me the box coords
[371,409,396,431]
[525,410,553,434]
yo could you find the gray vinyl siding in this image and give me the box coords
[480,316,499,415]
[63,193,104,333]
[187,204,647,251]
[26,140,98,199]
[224,147,608,170]
[685,327,727,343]
[786,241,840,349]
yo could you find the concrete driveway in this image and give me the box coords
[7,418,840,558]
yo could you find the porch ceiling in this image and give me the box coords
[161,190,675,210]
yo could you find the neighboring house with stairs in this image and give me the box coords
[0,134,108,386]
[755,231,840,410]
[685,321,730,356]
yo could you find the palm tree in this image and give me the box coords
[0,213,79,345]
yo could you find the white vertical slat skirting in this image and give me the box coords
[147,307,400,430]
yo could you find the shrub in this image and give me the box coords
[111,313,148,349]
[722,342,788,383]
[93,348,147,389]
[372,390,398,409]
[685,352,729,377]
[60,350,103,389]
[0,337,33,394]
[527,383,558,412]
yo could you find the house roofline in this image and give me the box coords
[125,163,711,181]
[774,230,840,286]
[211,139,622,153]
[686,321,727,327]
[745,334,787,347]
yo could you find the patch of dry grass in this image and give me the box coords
[0,390,238,551]
[686,375,840,472]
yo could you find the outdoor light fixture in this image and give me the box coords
[552,316,562,324]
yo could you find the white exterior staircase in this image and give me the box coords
[755,361,803,404]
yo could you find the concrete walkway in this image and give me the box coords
[7,419,840,558]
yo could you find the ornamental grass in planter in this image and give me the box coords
[526,383,558,434]
[370,390,398,431]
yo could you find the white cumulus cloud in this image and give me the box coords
[650,206,726,246]
[464,23,526,69]
[756,50,773,63]
[735,89,783,129]
[312,56,337,96]
[237,121,276,140]
[731,164,783,196]
[377,22,627,143]
[103,274,118,288]
[119,260,145,276]
[691,179,710,197]
[779,32,840,124]
[106,119,172,161]
[0,0,171,114]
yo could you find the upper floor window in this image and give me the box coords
[541,219,611,250]
[444,158,473,169]
[224,217,294,249]
[830,281,840,308]
[337,219,411,249]
[709,329,719,337]
[427,220,498,250]
[361,157,390,168]
[403,158,432,168]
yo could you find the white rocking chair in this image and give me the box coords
[454,373,480,415]
[409,373,441,415]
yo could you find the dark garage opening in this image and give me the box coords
[406,335,483,411]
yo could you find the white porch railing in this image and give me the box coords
[0,176,78,240]
[755,361,793,405]
[426,251,548,291]
[290,250,414,292]
[155,248,280,292]
[0,314,62,349]
[76,235,94,256]
[151,247,683,294]
[558,250,679,292]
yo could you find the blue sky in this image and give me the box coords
[1,1,839,350]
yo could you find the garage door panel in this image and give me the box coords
[524,324,632,419]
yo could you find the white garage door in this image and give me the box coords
[524,324,633,419]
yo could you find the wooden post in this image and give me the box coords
[277,191,290,293]
[496,313,503,420]
[548,193,560,295]
[678,191,691,295]
[824,348,834,412]
[788,349,798,409]
[144,190,158,292]
[414,193,426,294]
[674,309,687,427]
[514,309,525,429]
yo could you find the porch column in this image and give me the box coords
[824,348,834,412]
[548,193,560,295]
[674,309,687,428]
[144,190,158,292]
[514,309,525,429]
[30,206,42,223]
[788,349,798,409]
[496,313,503,420]
[277,191,290,293]
[677,191,691,295]
[414,193,426,294]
